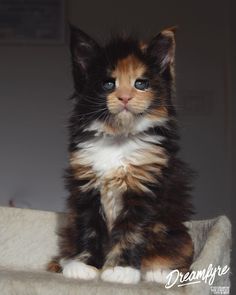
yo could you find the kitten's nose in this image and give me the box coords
[117,94,133,105]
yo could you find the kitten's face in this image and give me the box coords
[70,26,176,135]
[106,55,152,116]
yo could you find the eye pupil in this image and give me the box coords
[134,79,149,90]
[103,80,115,91]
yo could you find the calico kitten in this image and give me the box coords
[48,25,194,284]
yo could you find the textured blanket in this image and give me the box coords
[0,207,231,295]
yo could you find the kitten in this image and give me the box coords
[48,25,194,284]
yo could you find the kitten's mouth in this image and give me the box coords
[116,109,133,118]
[117,108,144,118]
[118,102,147,116]
[116,109,136,121]
[120,108,130,113]
[117,105,136,115]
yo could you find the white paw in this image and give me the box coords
[62,260,99,280]
[101,266,141,284]
[142,269,175,284]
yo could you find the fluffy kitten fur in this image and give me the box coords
[48,26,194,284]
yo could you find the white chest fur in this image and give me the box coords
[77,134,163,176]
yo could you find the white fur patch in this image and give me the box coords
[142,268,176,284]
[77,134,163,176]
[84,121,104,135]
[135,116,168,133]
[84,116,167,135]
[61,260,99,280]
[101,266,141,284]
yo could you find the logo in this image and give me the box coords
[165,264,230,289]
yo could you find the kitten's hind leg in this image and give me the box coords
[141,226,194,285]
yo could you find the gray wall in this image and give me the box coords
[0,0,234,288]
[0,46,72,211]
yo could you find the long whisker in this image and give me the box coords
[74,109,108,122]
[80,92,106,100]
[79,97,106,106]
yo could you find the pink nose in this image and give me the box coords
[118,94,133,105]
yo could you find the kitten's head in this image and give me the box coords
[70,26,176,135]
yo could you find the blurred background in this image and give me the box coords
[0,0,235,291]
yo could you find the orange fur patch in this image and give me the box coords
[147,106,168,121]
[113,55,145,78]
[152,223,167,234]
[141,232,194,273]
[142,255,176,270]
[47,260,62,273]
[70,153,97,192]
[107,55,153,118]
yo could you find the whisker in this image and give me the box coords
[74,108,108,118]
[79,98,106,107]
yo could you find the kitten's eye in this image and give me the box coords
[134,79,149,91]
[102,80,116,91]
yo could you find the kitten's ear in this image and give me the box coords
[146,27,176,72]
[70,25,100,75]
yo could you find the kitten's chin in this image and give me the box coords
[116,109,134,121]
[113,110,135,134]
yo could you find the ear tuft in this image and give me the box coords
[161,26,178,36]
[69,25,100,92]
[147,26,177,72]
[69,24,100,73]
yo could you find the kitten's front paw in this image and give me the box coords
[142,269,175,284]
[101,266,141,284]
[62,260,99,280]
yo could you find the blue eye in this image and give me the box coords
[102,80,116,91]
[134,79,149,90]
